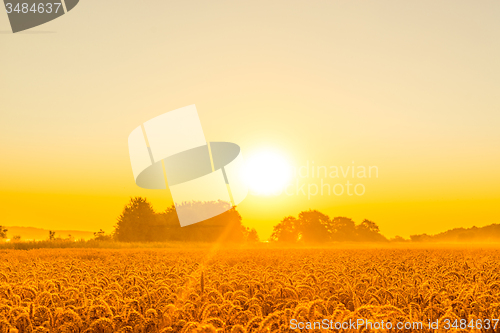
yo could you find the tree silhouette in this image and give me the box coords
[114,198,249,243]
[0,226,7,239]
[270,216,299,242]
[390,235,408,242]
[246,228,260,243]
[297,210,330,243]
[330,217,357,242]
[115,197,159,242]
[48,230,56,241]
[356,219,387,242]
[94,229,113,241]
[159,201,247,243]
[270,212,387,243]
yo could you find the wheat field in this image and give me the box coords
[0,248,499,332]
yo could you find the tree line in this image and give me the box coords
[109,197,387,243]
[270,210,387,243]
[5,196,497,245]
[0,197,384,244]
[409,224,500,242]
[111,197,259,243]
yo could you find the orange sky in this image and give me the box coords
[1,0,499,240]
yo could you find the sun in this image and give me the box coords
[242,150,292,196]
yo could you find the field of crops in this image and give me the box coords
[0,248,499,332]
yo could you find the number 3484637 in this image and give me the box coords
[5,3,62,14]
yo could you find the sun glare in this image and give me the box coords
[242,150,292,196]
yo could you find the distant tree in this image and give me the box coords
[390,235,408,242]
[161,201,247,243]
[115,198,246,243]
[358,219,379,233]
[270,213,388,243]
[408,224,500,243]
[270,211,331,243]
[330,217,357,241]
[246,228,260,243]
[93,229,113,241]
[49,230,56,241]
[0,226,7,239]
[356,219,387,242]
[296,210,331,243]
[12,235,21,242]
[114,197,159,242]
[270,216,299,242]
[410,233,432,242]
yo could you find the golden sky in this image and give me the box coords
[1,0,499,240]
